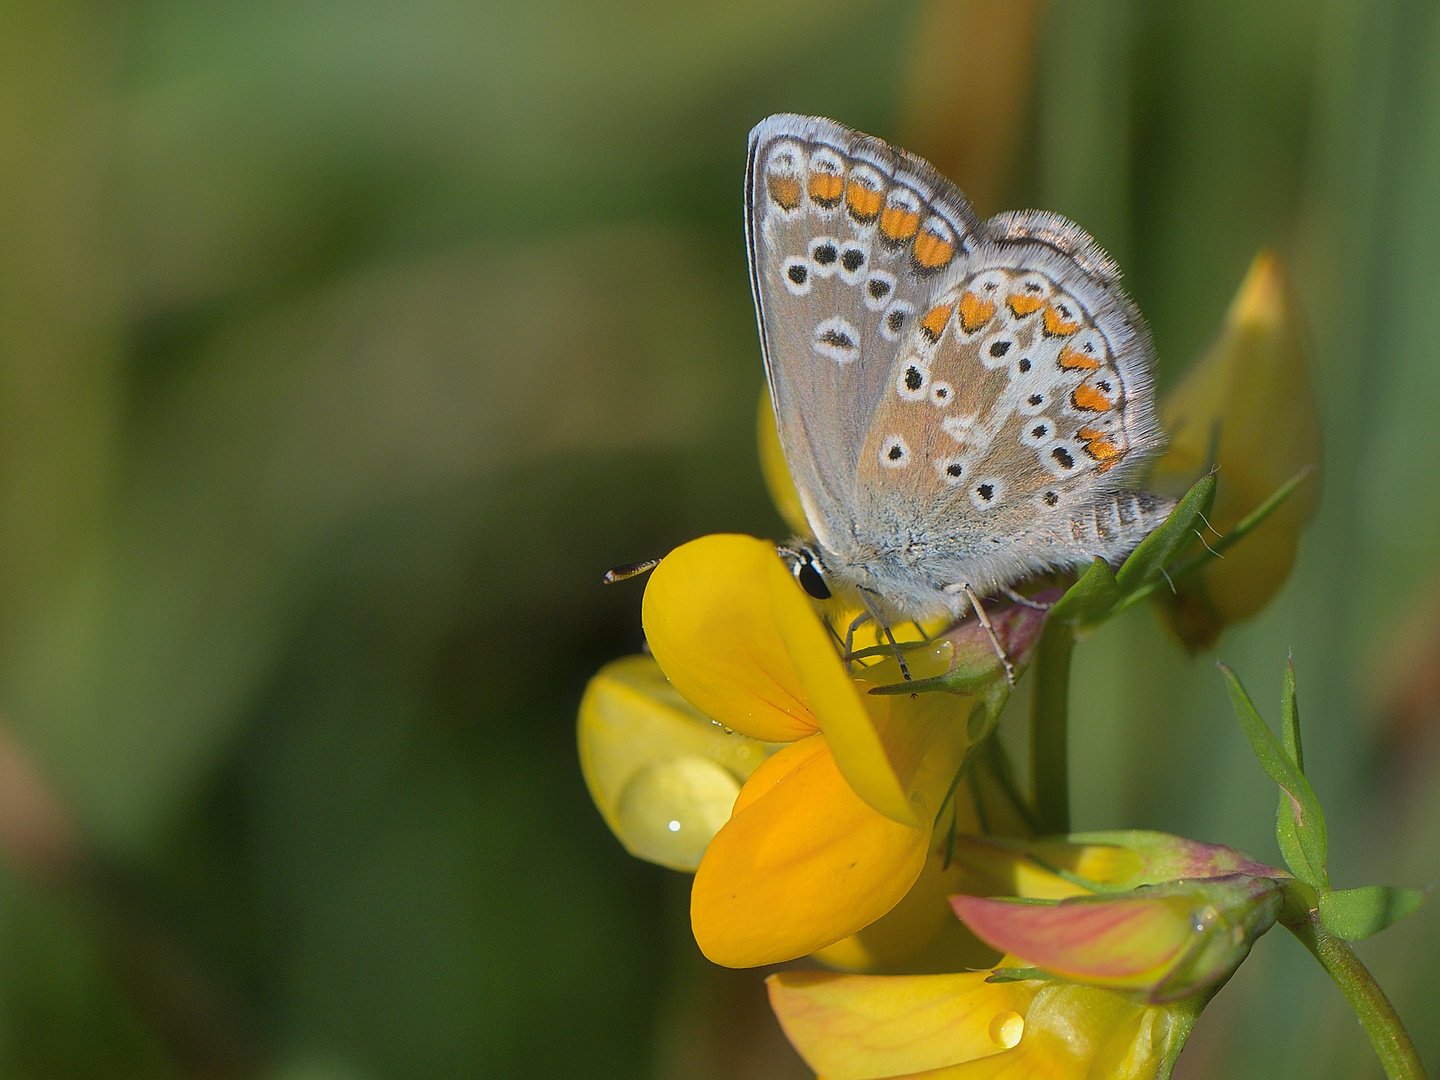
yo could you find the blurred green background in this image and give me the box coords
[0,0,1434,1076]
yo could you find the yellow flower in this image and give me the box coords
[769,964,1187,1080]
[577,653,777,872]
[638,533,1049,967]
[768,833,1283,1078]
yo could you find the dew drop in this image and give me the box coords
[989,1011,1025,1049]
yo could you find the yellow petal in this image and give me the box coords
[907,983,1174,1080]
[815,781,988,974]
[812,845,1001,976]
[647,533,969,828]
[643,534,821,743]
[947,837,1095,901]
[776,588,968,830]
[768,968,1040,1080]
[1151,251,1321,646]
[577,655,775,871]
[691,735,929,967]
[758,386,812,537]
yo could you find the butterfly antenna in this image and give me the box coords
[602,558,662,585]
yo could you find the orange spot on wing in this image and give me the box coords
[1043,304,1083,336]
[1058,345,1102,371]
[1071,383,1115,412]
[1082,434,1123,468]
[808,171,844,207]
[845,179,882,222]
[879,206,920,243]
[1007,293,1045,317]
[958,291,995,333]
[767,174,802,211]
[919,302,954,342]
[912,228,955,270]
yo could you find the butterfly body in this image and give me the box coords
[747,114,1173,624]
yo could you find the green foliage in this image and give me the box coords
[1220,663,1329,889]
[1113,472,1217,596]
[1319,887,1427,942]
[1049,558,1121,627]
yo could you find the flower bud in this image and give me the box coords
[952,874,1283,1003]
[1150,251,1321,650]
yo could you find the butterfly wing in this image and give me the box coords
[746,114,982,550]
[853,211,1166,595]
[747,115,1166,614]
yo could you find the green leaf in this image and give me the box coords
[1114,472,1217,595]
[1319,886,1426,941]
[1049,557,1120,627]
[1219,663,1329,889]
[1281,652,1303,770]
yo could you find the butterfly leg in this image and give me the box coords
[957,584,1016,688]
[1002,586,1052,611]
[843,610,872,670]
[857,588,913,682]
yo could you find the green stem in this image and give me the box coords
[1030,621,1074,835]
[1285,905,1427,1080]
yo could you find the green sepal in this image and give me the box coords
[1219,663,1329,889]
[1114,472,1217,595]
[984,967,1056,984]
[1107,466,1313,622]
[1280,653,1303,769]
[1319,886,1426,941]
[1050,557,1120,627]
[1274,653,1311,882]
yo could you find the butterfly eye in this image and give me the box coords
[794,558,831,600]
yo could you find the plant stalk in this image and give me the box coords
[1285,904,1427,1080]
[1030,621,1074,835]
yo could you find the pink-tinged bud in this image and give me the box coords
[1026,830,1284,889]
[952,874,1283,1003]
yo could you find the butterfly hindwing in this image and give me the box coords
[856,245,1162,553]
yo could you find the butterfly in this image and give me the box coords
[747,114,1173,647]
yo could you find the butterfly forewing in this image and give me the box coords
[746,114,981,547]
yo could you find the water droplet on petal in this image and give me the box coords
[989,1010,1025,1049]
[615,757,740,871]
